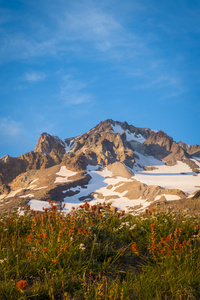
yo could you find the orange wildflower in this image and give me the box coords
[183,240,187,246]
[38,234,43,239]
[43,247,47,253]
[26,253,30,258]
[64,246,69,250]
[150,224,155,231]
[160,249,165,255]
[83,229,87,235]
[131,243,138,254]
[16,280,28,291]
[53,259,58,263]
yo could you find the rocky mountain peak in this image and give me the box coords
[34,132,66,164]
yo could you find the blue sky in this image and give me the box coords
[0,0,199,157]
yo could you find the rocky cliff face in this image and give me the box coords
[34,133,66,164]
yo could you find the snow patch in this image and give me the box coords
[5,188,24,198]
[19,194,34,198]
[55,166,77,183]
[126,131,146,143]
[111,124,146,143]
[28,199,54,211]
[34,186,48,190]
[132,151,164,171]
[0,194,6,200]
[154,194,181,201]
[134,161,199,194]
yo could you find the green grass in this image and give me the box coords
[0,202,200,299]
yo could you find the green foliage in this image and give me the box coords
[0,203,200,299]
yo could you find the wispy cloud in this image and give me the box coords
[0,117,22,138]
[24,71,46,82]
[0,117,27,149]
[60,75,93,105]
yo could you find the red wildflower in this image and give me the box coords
[52,227,55,231]
[26,253,30,258]
[69,229,73,235]
[131,243,138,254]
[183,240,187,246]
[150,224,155,231]
[43,247,47,253]
[57,250,61,255]
[52,205,56,211]
[160,249,165,255]
[16,280,28,291]
[83,229,87,235]
[64,246,69,250]
[27,234,33,243]
[53,259,58,263]
[38,234,43,239]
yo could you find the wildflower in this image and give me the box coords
[194,225,199,231]
[38,233,43,239]
[43,247,47,253]
[178,228,183,235]
[16,280,28,291]
[27,234,33,243]
[70,237,74,241]
[69,229,73,235]
[131,244,138,254]
[183,240,187,246]
[43,233,47,239]
[53,259,58,263]
[57,250,61,255]
[150,224,155,231]
[0,259,7,263]
[160,249,165,255]
[64,246,69,250]
[79,243,86,250]
[26,253,30,258]
[83,229,87,235]
[52,227,55,231]
[78,228,82,234]
[52,205,56,211]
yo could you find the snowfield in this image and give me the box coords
[134,160,200,194]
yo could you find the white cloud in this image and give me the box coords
[24,72,46,82]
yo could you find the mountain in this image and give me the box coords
[0,119,200,215]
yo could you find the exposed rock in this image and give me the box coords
[34,132,66,163]
[107,162,134,178]
[114,179,187,201]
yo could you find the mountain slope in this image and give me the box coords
[0,119,200,215]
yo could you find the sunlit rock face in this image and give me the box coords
[0,119,200,215]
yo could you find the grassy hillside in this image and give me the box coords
[0,202,200,299]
